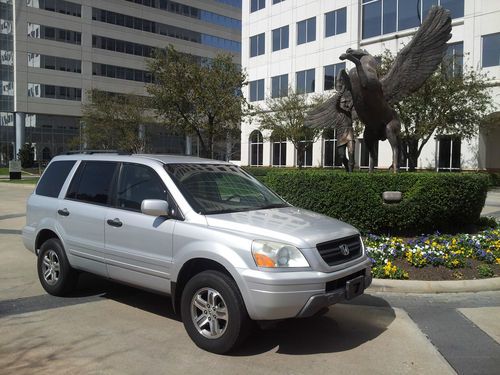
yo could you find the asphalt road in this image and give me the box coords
[0,184,499,375]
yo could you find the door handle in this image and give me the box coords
[57,208,70,216]
[107,218,123,228]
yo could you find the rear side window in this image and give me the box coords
[66,161,118,205]
[36,160,76,198]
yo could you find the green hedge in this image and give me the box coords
[255,170,489,235]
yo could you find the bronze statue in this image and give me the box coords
[306,6,452,172]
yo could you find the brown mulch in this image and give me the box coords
[392,258,500,281]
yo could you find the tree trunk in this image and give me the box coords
[407,139,419,171]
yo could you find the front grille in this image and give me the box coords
[316,235,362,266]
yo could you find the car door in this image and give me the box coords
[57,160,119,277]
[104,162,177,293]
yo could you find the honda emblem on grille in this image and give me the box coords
[339,244,350,256]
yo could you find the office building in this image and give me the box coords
[240,0,500,171]
[0,0,241,165]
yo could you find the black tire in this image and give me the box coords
[180,270,251,354]
[37,238,78,296]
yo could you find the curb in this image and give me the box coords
[368,277,500,294]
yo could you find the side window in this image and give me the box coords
[36,160,76,198]
[66,161,118,205]
[116,163,168,211]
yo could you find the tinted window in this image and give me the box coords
[66,161,118,205]
[116,164,168,211]
[482,33,500,68]
[36,160,76,198]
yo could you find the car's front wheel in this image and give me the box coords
[37,238,78,296]
[181,270,251,354]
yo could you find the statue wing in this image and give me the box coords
[305,70,352,130]
[381,6,452,105]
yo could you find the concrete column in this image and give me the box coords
[15,112,25,159]
[185,135,192,155]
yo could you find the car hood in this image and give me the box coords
[205,206,359,249]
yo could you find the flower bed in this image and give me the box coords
[364,225,500,280]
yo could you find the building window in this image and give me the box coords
[324,62,346,91]
[273,0,285,4]
[93,35,156,58]
[92,8,240,54]
[297,17,316,45]
[27,23,81,45]
[437,136,461,171]
[359,138,378,169]
[250,33,265,57]
[297,139,313,167]
[27,0,81,17]
[250,130,263,166]
[444,42,463,77]
[323,129,343,167]
[296,69,315,94]
[28,53,81,73]
[362,0,464,40]
[123,0,241,31]
[249,79,264,102]
[92,63,152,83]
[272,26,289,52]
[482,33,500,68]
[271,132,287,166]
[250,0,265,13]
[271,74,288,98]
[28,83,81,101]
[325,7,347,37]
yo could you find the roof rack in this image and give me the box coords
[65,150,131,155]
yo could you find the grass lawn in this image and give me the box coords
[0,178,39,184]
[0,167,38,175]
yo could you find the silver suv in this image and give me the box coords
[23,153,371,353]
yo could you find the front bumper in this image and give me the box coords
[239,258,372,320]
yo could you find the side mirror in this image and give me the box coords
[141,199,169,217]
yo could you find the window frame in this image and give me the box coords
[297,17,316,45]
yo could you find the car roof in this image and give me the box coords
[50,153,232,166]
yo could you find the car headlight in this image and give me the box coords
[251,240,310,268]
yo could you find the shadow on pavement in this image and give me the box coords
[2,273,395,357]
[73,272,180,322]
[233,294,395,356]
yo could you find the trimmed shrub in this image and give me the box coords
[257,170,489,235]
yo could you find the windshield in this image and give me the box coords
[165,163,289,215]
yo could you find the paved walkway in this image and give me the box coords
[0,184,499,374]
[482,188,500,218]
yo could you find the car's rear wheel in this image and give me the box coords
[37,238,78,296]
[181,270,251,354]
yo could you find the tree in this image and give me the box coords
[147,45,248,159]
[379,50,495,171]
[18,143,34,168]
[255,89,325,167]
[81,90,152,153]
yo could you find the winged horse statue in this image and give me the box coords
[306,6,452,172]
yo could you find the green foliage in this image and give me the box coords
[254,90,327,167]
[477,216,499,231]
[488,172,500,187]
[81,90,152,153]
[147,45,247,158]
[477,264,494,278]
[260,170,489,235]
[18,143,35,168]
[379,50,495,171]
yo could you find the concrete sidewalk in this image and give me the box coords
[482,188,500,218]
